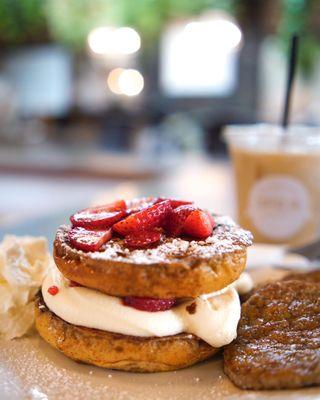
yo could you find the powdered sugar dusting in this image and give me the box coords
[1,335,313,399]
[57,215,252,265]
[0,336,129,400]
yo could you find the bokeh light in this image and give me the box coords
[87,27,114,55]
[88,26,141,56]
[107,68,144,96]
[118,69,144,96]
[107,68,124,94]
[114,27,141,54]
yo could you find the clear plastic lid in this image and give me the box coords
[223,124,320,153]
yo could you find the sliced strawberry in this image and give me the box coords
[169,199,193,208]
[126,197,158,215]
[68,227,112,252]
[113,200,172,236]
[70,200,126,229]
[183,209,214,240]
[124,230,162,249]
[166,205,196,236]
[123,296,176,312]
[125,197,192,215]
[71,209,125,229]
[157,198,193,209]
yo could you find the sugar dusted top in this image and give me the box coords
[57,214,252,265]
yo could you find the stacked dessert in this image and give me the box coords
[35,197,252,372]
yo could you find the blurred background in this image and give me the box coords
[0,0,320,241]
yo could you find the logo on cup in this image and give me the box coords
[247,175,310,239]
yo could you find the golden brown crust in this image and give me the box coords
[54,229,248,299]
[224,281,320,390]
[35,295,218,372]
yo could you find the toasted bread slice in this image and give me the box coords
[54,216,252,299]
[35,295,218,372]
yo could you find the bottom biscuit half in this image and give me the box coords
[35,294,218,372]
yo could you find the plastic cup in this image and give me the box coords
[224,124,320,246]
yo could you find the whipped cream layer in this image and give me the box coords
[42,265,242,348]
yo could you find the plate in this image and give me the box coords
[1,333,319,400]
[1,248,319,400]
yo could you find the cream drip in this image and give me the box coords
[232,272,254,295]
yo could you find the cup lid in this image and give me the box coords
[223,123,320,152]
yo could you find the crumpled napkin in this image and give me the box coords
[0,235,50,340]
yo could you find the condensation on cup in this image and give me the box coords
[224,124,320,246]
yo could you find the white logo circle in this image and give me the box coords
[247,175,310,239]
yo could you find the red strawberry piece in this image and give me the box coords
[157,198,193,209]
[123,296,176,312]
[113,200,172,236]
[183,209,214,240]
[166,205,196,236]
[169,199,193,208]
[48,285,59,296]
[70,200,126,229]
[68,227,112,252]
[126,197,159,215]
[125,198,192,215]
[124,230,162,249]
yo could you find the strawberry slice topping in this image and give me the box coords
[126,198,193,215]
[159,198,193,209]
[68,227,112,252]
[70,200,126,229]
[166,205,196,236]
[183,209,215,240]
[123,296,176,312]
[126,197,159,215]
[113,200,172,236]
[67,197,216,252]
[124,230,162,249]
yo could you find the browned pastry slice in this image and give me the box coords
[282,269,320,284]
[54,216,252,298]
[224,281,320,390]
[35,294,218,372]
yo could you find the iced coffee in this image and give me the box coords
[224,124,320,246]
